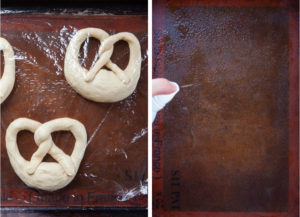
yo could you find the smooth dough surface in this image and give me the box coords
[64,28,141,102]
[0,37,15,104]
[6,118,87,191]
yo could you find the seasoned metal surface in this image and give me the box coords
[163,7,289,211]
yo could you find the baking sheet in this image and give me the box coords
[153,0,299,216]
[1,14,148,208]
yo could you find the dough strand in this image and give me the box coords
[0,37,15,104]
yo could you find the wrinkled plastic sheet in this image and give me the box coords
[1,13,148,208]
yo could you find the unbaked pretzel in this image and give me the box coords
[0,37,15,104]
[64,28,141,102]
[6,118,87,191]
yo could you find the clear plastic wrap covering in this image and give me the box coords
[1,14,147,207]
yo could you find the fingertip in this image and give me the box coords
[170,81,180,93]
[152,78,179,96]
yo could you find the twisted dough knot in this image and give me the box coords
[6,118,87,191]
[0,37,15,104]
[64,28,141,102]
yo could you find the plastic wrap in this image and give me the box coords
[1,13,148,208]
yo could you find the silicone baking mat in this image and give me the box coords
[153,0,298,216]
[1,14,147,208]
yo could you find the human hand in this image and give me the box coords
[152,78,179,122]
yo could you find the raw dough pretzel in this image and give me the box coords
[6,118,87,191]
[64,28,141,102]
[0,37,15,104]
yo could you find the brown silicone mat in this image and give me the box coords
[153,0,298,216]
[1,14,147,207]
